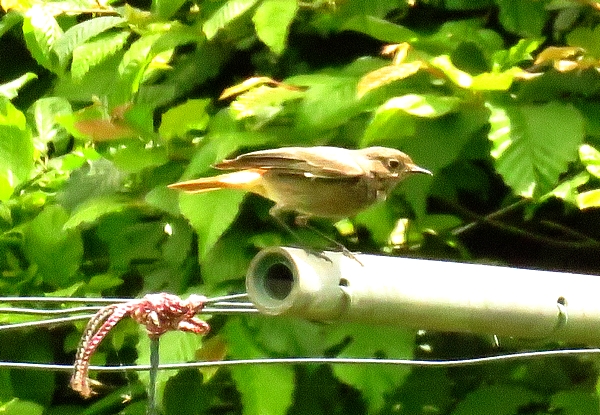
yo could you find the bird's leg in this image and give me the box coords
[269,206,362,265]
[268,206,333,263]
[296,216,363,266]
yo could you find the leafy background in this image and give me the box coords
[1,0,600,414]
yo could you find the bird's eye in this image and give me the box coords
[387,158,401,169]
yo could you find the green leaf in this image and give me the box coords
[52,16,126,69]
[159,98,211,140]
[470,67,523,90]
[224,317,295,415]
[152,0,187,19]
[295,73,364,131]
[579,144,600,177]
[71,31,130,82]
[326,323,414,412]
[201,228,254,285]
[23,205,84,287]
[550,390,600,415]
[0,10,23,39]
[252,0,298,54]
[116,28,200,103]
[22,4,63,72]
[137,329,205,408]
[362,94,460,146]
[430,55,473,88]
[496,0,549,37]
[487,101,585,198]
[0,399,44,415]
[380,94,461,118]
[230,85,305,128]
[110,141,168,173]
[30,97,72,152]
[341,15,418,43]
[145,185,180,216]
[203,0,260,40]
[63,195,130,229]
[577,189,600,209]
[566,25,600,59]
[451,384,539,415]
[492,37,544,69]
[96,215,164,271]
[179,190,246,261]
[0,73,37,99]
[0,98,34,200]
[544,172,589,205]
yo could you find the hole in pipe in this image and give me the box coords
[264,263,294,300]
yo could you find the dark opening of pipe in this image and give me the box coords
[264,262,294,300]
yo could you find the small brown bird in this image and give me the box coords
[169,146,431,217]
[169,146,431,256]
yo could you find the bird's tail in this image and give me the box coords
[167,169,266,194]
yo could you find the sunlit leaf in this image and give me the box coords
[230,84,305,126]
[544,172,589,205]
[362,94,459,146]
[341,15,418,43]
[487,101,585,198]
[579,144,600,177]
[203,0,259,40]
[430,55,472,88]
[159,98,211,140]
[470,67,523,90]
[30,97,72,154]
[357,61,423,98]
[23,205,84,287]
[63,195,130,229]
[152,0,187,19]
[252,0,298,54]
[0,73,37,99]
[577,189,600,209]
[534,46,584,66]
[71,31,130,81]
[0,98,33,200]
[22,4,63,72]
[492,37,544,69]
[179,190,246,261]
[52,16,126,69]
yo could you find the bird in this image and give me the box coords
[168,146,432,257]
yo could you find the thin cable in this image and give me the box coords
[0,293,258,332]
[1,348,600,372]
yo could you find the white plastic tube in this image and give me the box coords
[246,247,600,343]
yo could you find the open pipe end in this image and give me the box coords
[246,247,348,319]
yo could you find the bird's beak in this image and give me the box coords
[409,164,433,176]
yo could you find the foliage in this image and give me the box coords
[0,0,600,414]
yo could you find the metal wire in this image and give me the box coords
[0,293,258,332]
[1,348,600,372]
[2,293,599,375]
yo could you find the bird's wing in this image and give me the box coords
[214,147,365,177]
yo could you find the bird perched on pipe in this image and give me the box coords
[168,146,432,221]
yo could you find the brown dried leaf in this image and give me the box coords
[74,119,137,142]
[534,46,584,65]
[220,77,277,100]
[357,61,422,98]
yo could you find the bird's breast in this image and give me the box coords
[260,171,380,218]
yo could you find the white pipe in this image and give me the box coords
[246,247,600,343]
